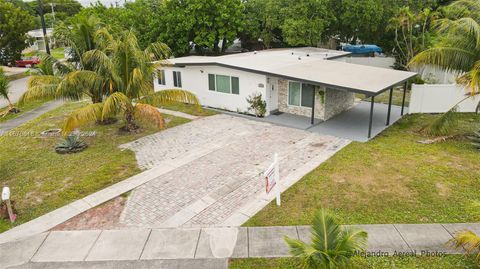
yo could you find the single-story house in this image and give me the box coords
[27,28,55,52]
[154,47,416,138]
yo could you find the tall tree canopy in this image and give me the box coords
[160,0,245,55]
[0,1,35,65]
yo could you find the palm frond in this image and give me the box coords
[62,103,104,136]
[422,106,459,136]
[284,236,319,269]
[449,230,480,263]
[101,92,133,119]
[457,60,480,95]
[145,42,172,61]
[0,68,11,103]
[56,71,101,101]
[19,75,60,105]
[133,103,165,129]
[148,89,200,107]
[409,47,476,73]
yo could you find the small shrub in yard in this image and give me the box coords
[246,92,267,117]
[284,208,368,269]
[55,134,87,154]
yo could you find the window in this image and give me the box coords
[173,71,182,87]
[288,81,315,108]
[157,70,165,85]
[208,74,239,94]
[216,75,230,93]
[288,82,301,106]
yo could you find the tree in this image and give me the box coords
[0,1,35,65]
[409,0,480,135]
[279,0,335,47]
[0,68,19,116]
[389,7,437,70]
[160,0,245,55]
[284,208,368,269]
[61,30,199,134]
[331,0,384,44]
[21,16,110,105]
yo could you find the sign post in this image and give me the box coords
[264,153,281,206]
[2,187,16,223]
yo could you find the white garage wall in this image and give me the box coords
[154,65,268,115]
[409,84,480,113]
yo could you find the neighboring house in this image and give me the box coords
[26,28,55,52]
[154,47,416,137]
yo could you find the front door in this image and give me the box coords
[268,79,278,112]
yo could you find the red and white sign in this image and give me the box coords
[264,153,281,206]
[265,164,276,194]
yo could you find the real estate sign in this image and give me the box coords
[264,153,281,206]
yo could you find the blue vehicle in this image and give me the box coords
[339,44,382,55]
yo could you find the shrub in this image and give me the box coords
[55,134,87,154]
[246,92,267,117]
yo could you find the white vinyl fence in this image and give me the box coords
[409,84,480,113]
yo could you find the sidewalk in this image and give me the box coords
[2,223,479,268]
[0,101,63,132]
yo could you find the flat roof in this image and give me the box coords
[162,48,416,95]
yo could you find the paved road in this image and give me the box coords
[1,77,30,108]
[2,223,479,268]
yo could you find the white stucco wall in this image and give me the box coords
[154,65,268,115]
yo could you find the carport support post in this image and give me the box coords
[386,87,393,125]
[401,81,408,115]
[368,95,375,139]
[310,88,315,125]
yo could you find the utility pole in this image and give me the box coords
[37,0,51,55]
[49,3,56,28]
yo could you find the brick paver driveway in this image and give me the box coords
[119,114,349,228]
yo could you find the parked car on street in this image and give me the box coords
[15,57,40,68]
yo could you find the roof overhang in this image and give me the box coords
[159,53,417,96]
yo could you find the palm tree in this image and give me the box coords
[284,209,368,269]
[61,30,199,135]
[20,16,112,105]
[449,230,480,264]
[0,67,18,116]
[409,0,480,135]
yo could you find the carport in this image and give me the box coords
[258,59,417,140]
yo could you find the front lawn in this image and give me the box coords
[158,101,218,116]
[229,256,479,269]
[245,113,480,226]
[0,101,190,232]
[0,99,46,123]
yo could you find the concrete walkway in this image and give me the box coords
[0,101,63,132]
[2,223,479,268]
[0,76,30,108]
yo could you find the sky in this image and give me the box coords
[77,0,132,6]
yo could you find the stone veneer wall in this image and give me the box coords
[277,79,325,120]
[324,88,355,120]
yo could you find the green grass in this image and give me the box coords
[158,102,218,116]
[0,99,46,123]
[244,113,480,226]
[6,72,29,81]
[23,47,65,60]
[229,256,479,269]
[356,89,411,107]
[0,101,190,232]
